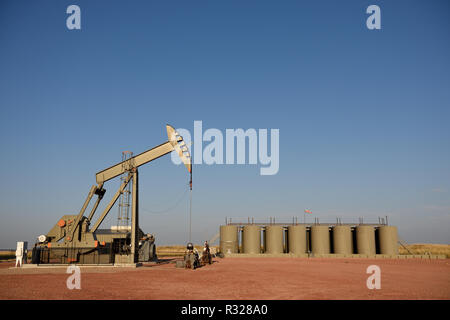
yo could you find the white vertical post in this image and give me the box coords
[15,242,27,267]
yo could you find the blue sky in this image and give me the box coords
[0,0,449,248]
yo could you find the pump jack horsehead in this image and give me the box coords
[33,125,192,265]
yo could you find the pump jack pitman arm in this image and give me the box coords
[66,124,192,243]
[89,173,133,233]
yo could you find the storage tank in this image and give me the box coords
[219,225,239,254]
[356,226,376,255]
[311,225,330,254]
[242,225,261,254]
[265,225,284,254]
[332,226,353,254]
[378,226,399,255]
[287,225,307,254]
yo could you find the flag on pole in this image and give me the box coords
[304,209,312,214]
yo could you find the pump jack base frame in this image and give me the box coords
[19,263,143,268]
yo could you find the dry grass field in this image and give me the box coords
[0,251,34,261]
[0,252,15,260]
[156,245,218,256]
[398,244,450,258]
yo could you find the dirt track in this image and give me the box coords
[0,257,449,300]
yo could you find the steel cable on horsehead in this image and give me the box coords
[189,167,192,242]
[140,183,189,214]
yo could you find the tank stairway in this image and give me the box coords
[398,239,413,255]
[208,232,220,245]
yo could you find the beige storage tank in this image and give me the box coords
[311,225,330,254]
[219,225,239,254]
[265,225,284,254]
[242,225,261,254]
[378,226,399,255]
[356,226,376,255]
[332,226,353,254]
[287,225,307,254]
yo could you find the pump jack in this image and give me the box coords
[32,125,191,265]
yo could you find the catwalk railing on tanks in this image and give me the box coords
[223,216,390,227]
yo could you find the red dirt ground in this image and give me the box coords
[0,257,449,300]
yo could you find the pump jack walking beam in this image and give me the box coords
[95,141,173,185]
